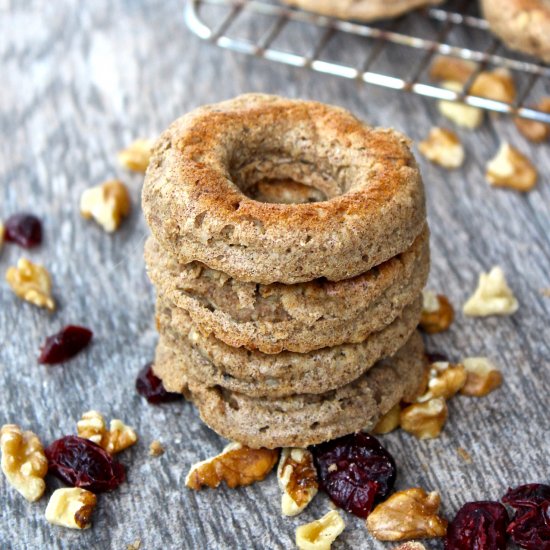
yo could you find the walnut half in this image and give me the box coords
[76,410,137,454]
[366,487,447,541]
[295,510,345,550]
[117,139,154,173]
[460,357,503,397]
[400,398,448,440]
[416,362,466,402]
[80,180,131,232]
[0,424,48,502]
[277,448,318,516]
[5,258,55,311]
[486,143,537,192]
[45,487,97,529]
[418,128,465,169]
[185,442,279,490]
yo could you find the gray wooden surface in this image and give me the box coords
[1,1,549,549]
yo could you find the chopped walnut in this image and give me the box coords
[417,362,466,402]
[463,266,518,317]
[418,128,465,169]
[76,411,137,454]
[127,539,142,550]
[149,440,164,457]
[438,81,484,129]
[0,424,47,502]
[295,510,345,550]
[429,55,478,85]
[470,69,516,104]
[366,488,448,541]
[373,403,401,435]
[400,398,448,440]
[185,442,279,490]
[485,143,537,192]
[5,258,55,311]
[277,448,318,516]
[80,179,131,232]
[515,98,550,143]
[45,487,97,529]
[420,291,454,334]
[460,357,503,397]
[117,139,154,173]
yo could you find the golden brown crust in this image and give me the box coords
[142,94,426,284]
[481,0,550,62]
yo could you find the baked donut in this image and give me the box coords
[153,331,427,449]
[281,0,443,22]
[481,0,550,62]
[142,94,426,285]
[155,296,422,397]
[145,228,429,354]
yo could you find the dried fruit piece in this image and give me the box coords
[45,435,125,493]
[429,55,478,85]
[295,510,345,550]
[470,69,516,104]
[463,266,518,317]
[373,403,401,435]
[400,398,448,440]
[460,357,503,397]
[0,424,47,502]
[149,440,164,457]
[416,362,466,402]
[277,448,318,516]
[503,484,550,549]
[5,258,55,311]
[367,487,448,541]
[418,128,465,169]
[45,487,97,529]
[486,143,537,192]
[136,363,182,404]
[4,213,42,248]
[515,98,550,143]
[420,291,454,334]
[76,411,137,454]
[80,179,131,232]
[445,501,509,550]
[185,442,279,490]
[38,325,93,364]
[118,139,154,173]
[312,432,396,518]
[438,81,484,129]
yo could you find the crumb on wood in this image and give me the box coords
[149,440,164,456]
[457,447,472,463]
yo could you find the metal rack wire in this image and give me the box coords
[185,0,550,123]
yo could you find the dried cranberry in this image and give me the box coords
[45,436,125,493]
[445,501,509,550]
[5,213,42,248]
[136,363,182,404]
[426,352,449,364]
[311,432,396,518]
[503,484,550,549]
[38,325,93,364]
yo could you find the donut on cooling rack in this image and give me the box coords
[280,0,444,22]
[142,94,426,285]
[481,0,550,63]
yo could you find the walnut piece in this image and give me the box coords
[418,128,465,169]
[117,139,154,173]
[417,362,466,402]
[438,81,484,129]
[45,487,97,529]
[463,266,518,317]
[277,448,318,516]
[470,69,516,104]
[400,398,448,440]
[5,258,55,311]
[515,98,550,143]
[76,410,137,454]
[149,440,164,456]
[0,424,47,502]
[185,442,279,490]
[420,291,454,334]
[460,357,503,397]
[295,510,345,550]
[366,487,448,541]
[373,403,401,435]
[429,55,478,85]
[80,179,131,232]
[485,143,537,192]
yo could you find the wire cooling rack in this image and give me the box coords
[185,0,550,123]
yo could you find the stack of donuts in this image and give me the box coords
[142,94,430,449]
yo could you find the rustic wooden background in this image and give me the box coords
[0,1,549,548]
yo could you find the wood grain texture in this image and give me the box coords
[0,1,549,549]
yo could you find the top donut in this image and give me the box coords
[142,94,426,284]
